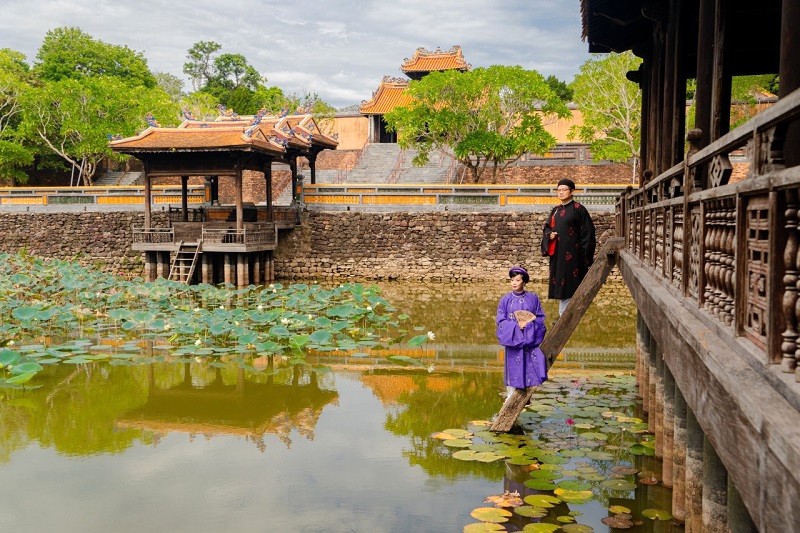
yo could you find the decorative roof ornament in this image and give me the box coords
[279,107,290,118]
[270,135,289,147]
[217,104,239,120]
[181,108,196,121]
[244,108,268,138]
[145,112,160,128]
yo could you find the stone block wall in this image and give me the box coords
[275,209,616,282]
[0,211,168,277]
[0,209,615,282]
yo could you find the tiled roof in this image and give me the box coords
[109,125,285,154]
[111,113,337,154]
[359,77,412,115]
[400,45,470,73]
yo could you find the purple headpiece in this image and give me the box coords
[509,266,529,283]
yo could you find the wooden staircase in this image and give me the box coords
[168,241,202,283]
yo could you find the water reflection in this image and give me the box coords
[0,281,653,532]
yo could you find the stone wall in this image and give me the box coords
[0,211,169,277]
[275,209,616,282]
[0,209,615,282]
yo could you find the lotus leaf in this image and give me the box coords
[470,507,511,523]
[557,515,576,523]
[560,524,593,533]
[642,508,672,520]
[463,523,507,532]
[608,505,631,514]
[513,505,548,518]
[523,479,557,490]
[600,479,637,491]
[523,494,560,508]
[522,523,559,532]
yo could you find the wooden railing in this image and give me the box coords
[617,87,800,378]
[0,185,205,206]
[303,183,631,208]
[132,227,174,244]
[202,223,276,245]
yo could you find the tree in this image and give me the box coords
[569,51,642,164]
[546,75,573,102]
[183,41,222,92]
[0,49,34,184]
[385,66,570,183]
[154,72,185,102]
[35,27,156,88]
[19,77,178,185]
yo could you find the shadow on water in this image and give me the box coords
[0,281,680,532]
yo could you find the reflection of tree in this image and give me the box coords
[377,282,636,348]
[377,369,503,480]
[0,364,152,462]
[0,360,340,462]
[116,360,339,450]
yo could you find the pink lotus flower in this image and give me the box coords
[566,418,575,426]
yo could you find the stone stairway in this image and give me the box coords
[393,148,453,184]
[335,143,453,184]
[94,171,143,186]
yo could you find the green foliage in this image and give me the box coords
[546,75,573,102]
[0,139,32,184]
[183,41,223,92]
[18,76,179,184]
[154,71,185,102]
[385,65,570,183]
[569,51,642,163]
[35,27,156,88]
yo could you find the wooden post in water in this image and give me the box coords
[490,237,624,432]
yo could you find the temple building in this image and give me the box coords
[109,111,337,286]
[360,46,471,143]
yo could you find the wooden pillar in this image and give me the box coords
[648,328,657,433]
[143,165,152,229]
[202,254,212,284]
[237,253,248,288]
[209,175,219,205]
[253,252,262,285]
[685,408,704,533]
[638,62,650,186]
[157,252,169,279]
[289,155,298,204]
[224,253,233,286]
[661,2,677,171]
[781,0,800,166]
[235,163,243,232]
[727,477,757,533]
[264,161,274,221]
[709,0,731,141]
[203,176,213,203]
[694,0,715,187]
[144,252,157,281]
[653,336,665,459]
[309,151,317,184]
[180,175,189,221]
[268,251,274,282]
[662,365,675,487]
[702,437,728,532]
[672,384,688,523]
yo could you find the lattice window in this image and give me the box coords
[743,196,770,348]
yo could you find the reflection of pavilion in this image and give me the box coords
[116,363,338,450]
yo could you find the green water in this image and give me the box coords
[0,282,677,532]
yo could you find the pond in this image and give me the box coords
[0,263,678,532]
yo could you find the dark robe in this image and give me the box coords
[540,200,596,299]
[496,290,547,388]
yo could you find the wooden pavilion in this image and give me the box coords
[360,46,471,143]
[110,112,337,286]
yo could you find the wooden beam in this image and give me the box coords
[490,238,624,432]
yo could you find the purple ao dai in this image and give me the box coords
[496,291,547,388]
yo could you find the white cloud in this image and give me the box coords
[0,0,592,108]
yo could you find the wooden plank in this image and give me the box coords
[490,237,624,432]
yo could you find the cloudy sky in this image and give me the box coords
[0,0,593,109]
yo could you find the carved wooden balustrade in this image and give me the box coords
[616,88,800,381]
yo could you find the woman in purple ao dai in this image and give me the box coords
[496,266,547,395]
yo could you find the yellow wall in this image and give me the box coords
[330,115,369,150]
